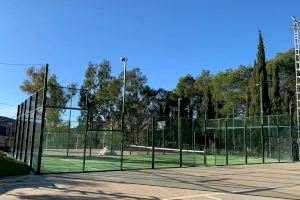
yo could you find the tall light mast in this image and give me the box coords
[291,16,300,137]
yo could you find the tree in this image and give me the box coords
[250,31,271,116]
[79,62,97,115]
[194,70,214,119]
[174,74,195,118]
[20,66,68,130]
[269,63,281,114]
[267,49,295,115]
[118,68,148,143]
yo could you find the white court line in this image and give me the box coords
[162,193,223,200]
[205,194,222,200]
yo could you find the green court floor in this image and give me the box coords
[40,153,284,173]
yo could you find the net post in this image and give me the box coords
[36,64,49,175]
[204,119,207,166]
[151,115,155,169]
[244,120,247,164]
[225,121,228,165]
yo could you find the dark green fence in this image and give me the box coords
[11,65,297,174]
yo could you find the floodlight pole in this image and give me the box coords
[120,57,127,171]
[291,16,300,153]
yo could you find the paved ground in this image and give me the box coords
[0,163,300,200]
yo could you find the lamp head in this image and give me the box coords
[120,57,128,62]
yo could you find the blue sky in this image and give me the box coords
[0,0,299,118]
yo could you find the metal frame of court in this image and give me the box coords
[10,64,299,174]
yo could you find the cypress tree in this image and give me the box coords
[250,31,271,116]
[249,60,260,116]
[270,64,280,114]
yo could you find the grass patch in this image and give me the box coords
[0,151,30,176]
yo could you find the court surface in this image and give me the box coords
[1,162,300,200]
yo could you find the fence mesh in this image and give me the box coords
[11,83,296,174]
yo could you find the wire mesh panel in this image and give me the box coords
[30,89,44,171]
[20,99,29,162]
[31,108,42,171]
[123,123,152,170]
[280,127,293,162]
[40,109,86,173]
[181,118,205,166]
[154,116,180,168]
[24,96,35,165]
[247,127,263,164]
[85,129,122,171]
[206,120,216,166]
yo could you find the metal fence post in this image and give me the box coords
[152,115,155,169]
[24,96,33,164]
[83,109,89,172]
[30,92,38,168]
[178,117,182,167]
[36,64,49,175]
[244,121,248,164]
[214,130,216,166]
[110,125,114,155]
[289,113,294,162]
[16,103,24,159]
[204,119,207,166]
[225,121,228,165]
[147,125,149,155]
[120,113,125,171]
[13,105,20,157]
[276,115,280,162]
[261,123,265,164]
[19,101,27,160]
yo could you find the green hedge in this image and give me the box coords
[0,151,30,176]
